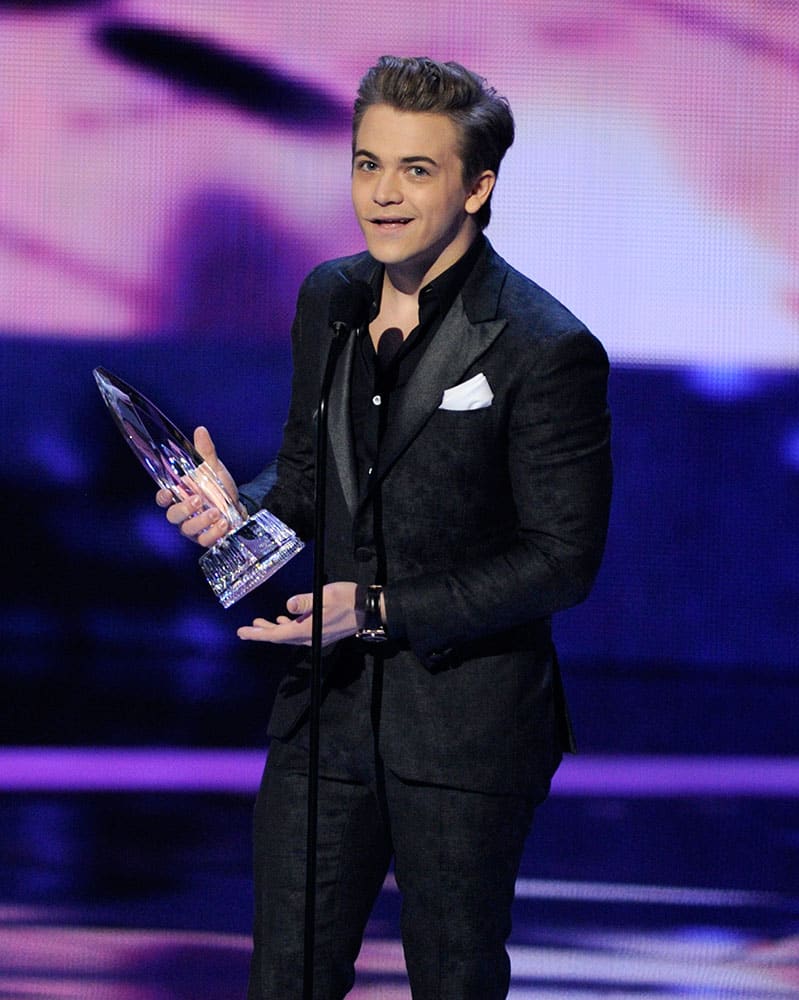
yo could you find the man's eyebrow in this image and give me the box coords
[352,149,438,166]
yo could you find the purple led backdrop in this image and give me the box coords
[2,0,797,364]
[1,0,797,747]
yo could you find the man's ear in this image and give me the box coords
[465,170,496,216]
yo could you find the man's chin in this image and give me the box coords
[361,230,413,260]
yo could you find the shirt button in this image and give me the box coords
[372,395,381,406]
[354,547,375,562]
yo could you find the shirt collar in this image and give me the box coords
[365,232,486,324]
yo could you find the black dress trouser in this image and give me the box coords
[246,735,539,1000]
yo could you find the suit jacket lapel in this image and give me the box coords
[373,299,506,484]
[373,245,509,488]
[327,330,359,518]
[326,243,510,514]
[326,254,380,520]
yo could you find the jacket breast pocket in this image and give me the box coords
[413,406,507,486]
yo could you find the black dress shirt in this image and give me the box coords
[351,234,485,496]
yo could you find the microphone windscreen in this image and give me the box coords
[328,272,372,334]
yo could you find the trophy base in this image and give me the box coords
[199,509,304,608]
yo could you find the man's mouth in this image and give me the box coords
[372,217,412,228]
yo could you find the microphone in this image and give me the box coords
[328,271,372,340]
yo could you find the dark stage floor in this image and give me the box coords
[1,751,797,998]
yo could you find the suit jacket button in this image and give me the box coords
[354,547,375,562]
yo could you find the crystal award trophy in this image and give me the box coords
[93,367,303,608]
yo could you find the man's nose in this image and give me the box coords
[372,171,402,204]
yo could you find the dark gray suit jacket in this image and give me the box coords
[241,239,612,796]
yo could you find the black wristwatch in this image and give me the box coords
[356,584,388,642]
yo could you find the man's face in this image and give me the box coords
[351,104,488,285]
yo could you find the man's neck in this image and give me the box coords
[383,220,480,302]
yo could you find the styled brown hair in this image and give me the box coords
[353,56,514,230]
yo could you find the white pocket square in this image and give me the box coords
[439,372,494,411]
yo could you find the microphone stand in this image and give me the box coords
[303,316,353,1000]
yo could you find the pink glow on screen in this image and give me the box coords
[1,0,797,366]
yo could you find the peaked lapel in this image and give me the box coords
[325,255,379,520]
[325,242,511,517]
[373,299,506,486]
[326,331,359,517]
[373,242,509,490]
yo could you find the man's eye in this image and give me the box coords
[409,166,429,177]
[357,160,378,171]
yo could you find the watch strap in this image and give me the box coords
[356,584,388,642]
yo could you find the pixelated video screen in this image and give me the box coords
[2,1,797,747]
[2,0,796,368]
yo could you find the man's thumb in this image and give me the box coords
[287,594,312,615]
[193,426,217,465]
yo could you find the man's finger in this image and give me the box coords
[194,426,218,466]
[165,495,201,525]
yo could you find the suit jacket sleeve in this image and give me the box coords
[386,324,612,663]
[238,271,320,537]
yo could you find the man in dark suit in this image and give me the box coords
[161,56,611,1000]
